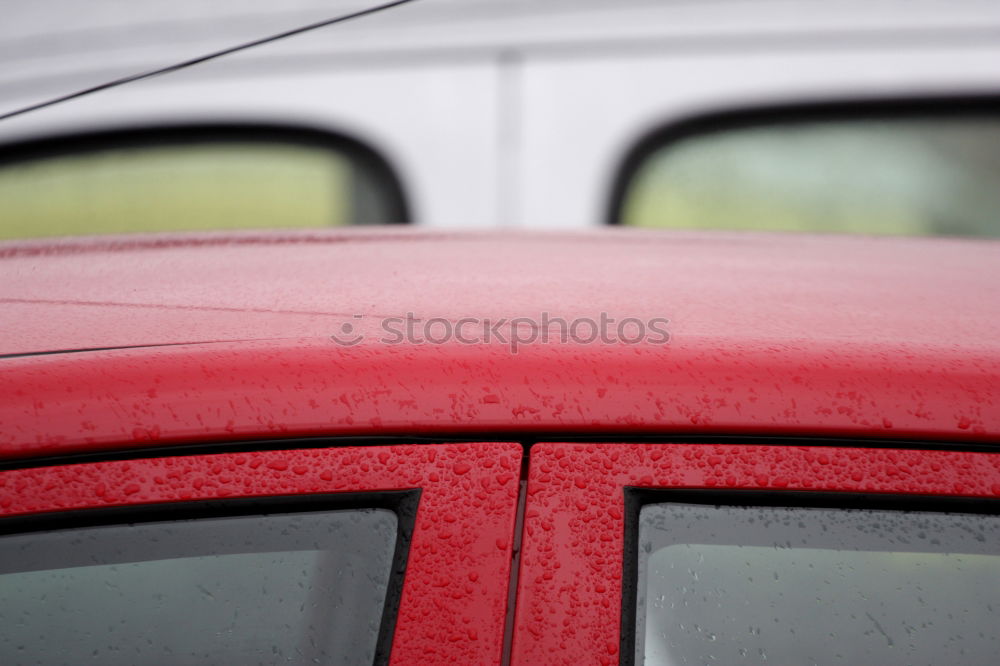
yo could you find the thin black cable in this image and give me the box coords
[0,0,417,122]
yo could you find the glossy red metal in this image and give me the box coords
[3,230,999,357]
[510,442,1000,666]
[0,442,522,666]
[2,230,999,459]
[1,335,999,459]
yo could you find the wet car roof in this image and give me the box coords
[2,229,998,460]
[2,229,998,356]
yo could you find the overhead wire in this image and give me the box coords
[0,0,418,122]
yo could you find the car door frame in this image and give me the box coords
[0,441,522,666]
[509,441,1000,666]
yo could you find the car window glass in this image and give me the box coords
[619,117,1000,237]
[0,139,404,239]
[635,502,1000,666]
[0,508,398,665]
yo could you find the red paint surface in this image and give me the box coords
[0,442,522,666]
[1,336,998,458]
[3,230,999,356]
[2,230,999,458]
[510,443,1000,666]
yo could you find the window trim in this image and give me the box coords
[604,93,1000,227]
[0,122,411,225]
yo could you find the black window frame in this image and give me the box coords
[619,487,1000,666]
[0,489,420,666]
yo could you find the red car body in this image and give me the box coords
[1,229,999,665]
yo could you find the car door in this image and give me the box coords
[0,441,522,665]
[510,442,1000,666]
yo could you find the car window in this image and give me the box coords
[0,128,409,239]
[0,507,399,665]
[635,501,1000,666]
[615,113,1000,237]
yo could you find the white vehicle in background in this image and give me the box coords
[1,0,1000,236]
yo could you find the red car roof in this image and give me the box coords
[1,229,999,456]
[2,228,998,354]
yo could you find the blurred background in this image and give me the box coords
[2,0,1000,237]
